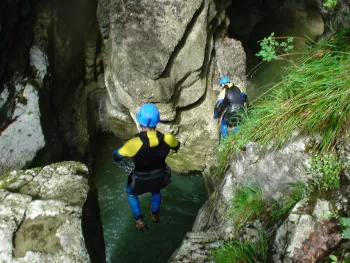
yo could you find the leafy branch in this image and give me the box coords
[256,32,295,63]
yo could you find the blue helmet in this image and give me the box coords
[219,76,231,86]
[136,103,160,128]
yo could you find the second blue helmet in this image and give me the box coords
[136,103,160,128]
[219,76,231,86]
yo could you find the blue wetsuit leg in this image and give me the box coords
[126,186,141,217]
[151,191,161,212]
[221,120,229,138]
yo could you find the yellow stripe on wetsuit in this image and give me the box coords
[147,131,159,147]
[118,131,179,158]
[118,137,143,157]
[163,133,179,148]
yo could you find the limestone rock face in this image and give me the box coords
[215,38,247,92]
[0,162,90,263]
[0,83,45,175]
[232,135,314,197]
[273,199,343,263]
[97,0,248,172]
[1,0,104,173]
[169,135,314,262]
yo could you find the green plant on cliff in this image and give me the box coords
[209,228,268,263]
[217,28,350,173]
[229,182,267,224]
[256,32,294,62]
[308,153,342,191]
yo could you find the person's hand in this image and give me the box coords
[213,113,218,119]
[112,149,119,156]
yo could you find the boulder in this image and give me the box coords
[231,135,314,197]
[273,199,343,263]
[0,162,90,263]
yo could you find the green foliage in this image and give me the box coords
[209,228,268,263]
[323,0,337,8]
[329,253,350,263]
[309,153,341,191]
[230,181,308,224]
[256,33,294,62]
[339,217,350,228]
[217,28,350,173]
[342,229,350,239]
[329,254,338,263]
[340,217,350,239]
[229,183,267,224]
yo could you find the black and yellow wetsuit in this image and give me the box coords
[213,83,247,138]
[113,130,180,171]
[113,130,180,195]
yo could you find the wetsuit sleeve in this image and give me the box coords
[241,92,247,104]
[111,137,143,162]
[163,133,180,152]
[112,148,125,162]
[213,89,226,119]
[213,100,223,119]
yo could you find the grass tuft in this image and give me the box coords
[229,182,267,224]
[209,228,268,263]
[270,181,310,218]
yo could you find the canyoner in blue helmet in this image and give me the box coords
[112,103,181,231]
[136,103,160,128]
[213,76,248,139]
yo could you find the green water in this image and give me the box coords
[92,134,207,263]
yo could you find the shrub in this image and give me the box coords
[309,153,342,191]
[340,217,350,239]
[256,33,294,62]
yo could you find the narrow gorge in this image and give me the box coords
[0,0,349,262]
